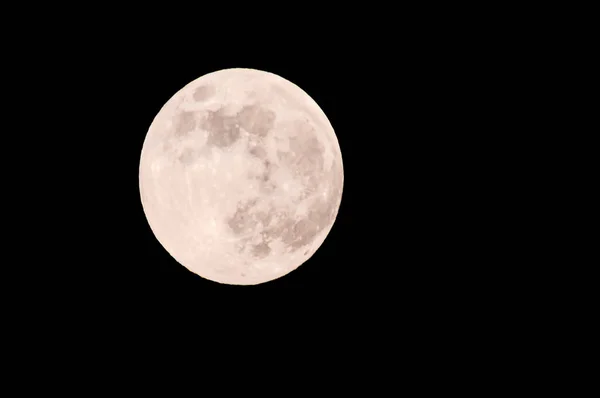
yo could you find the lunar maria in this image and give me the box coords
[139,68,344,285]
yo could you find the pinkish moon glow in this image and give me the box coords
[139,68,343,285]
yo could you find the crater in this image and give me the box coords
[193,85,215,102]
[226,199,260,235]
[237,104,276,137]
[248,145,267,159]
[201,109,241,148]
[259,160,274,181]
[247,151,277,190]
[252,241,272,259]
[177,147,197,165]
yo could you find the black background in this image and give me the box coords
[24,7,515,313]
[129,61,354,291]
[112,49,379,293]
[4,5,575,388]
[5,7,555,387]
[69,29,394,296]
[98,54,467,302]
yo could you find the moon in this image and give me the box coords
[139,68,344,285]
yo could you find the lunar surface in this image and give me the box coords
[139,68,343,285]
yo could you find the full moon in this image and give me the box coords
[139,68,344,285]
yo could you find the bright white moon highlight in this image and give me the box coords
[139,68,344,285]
